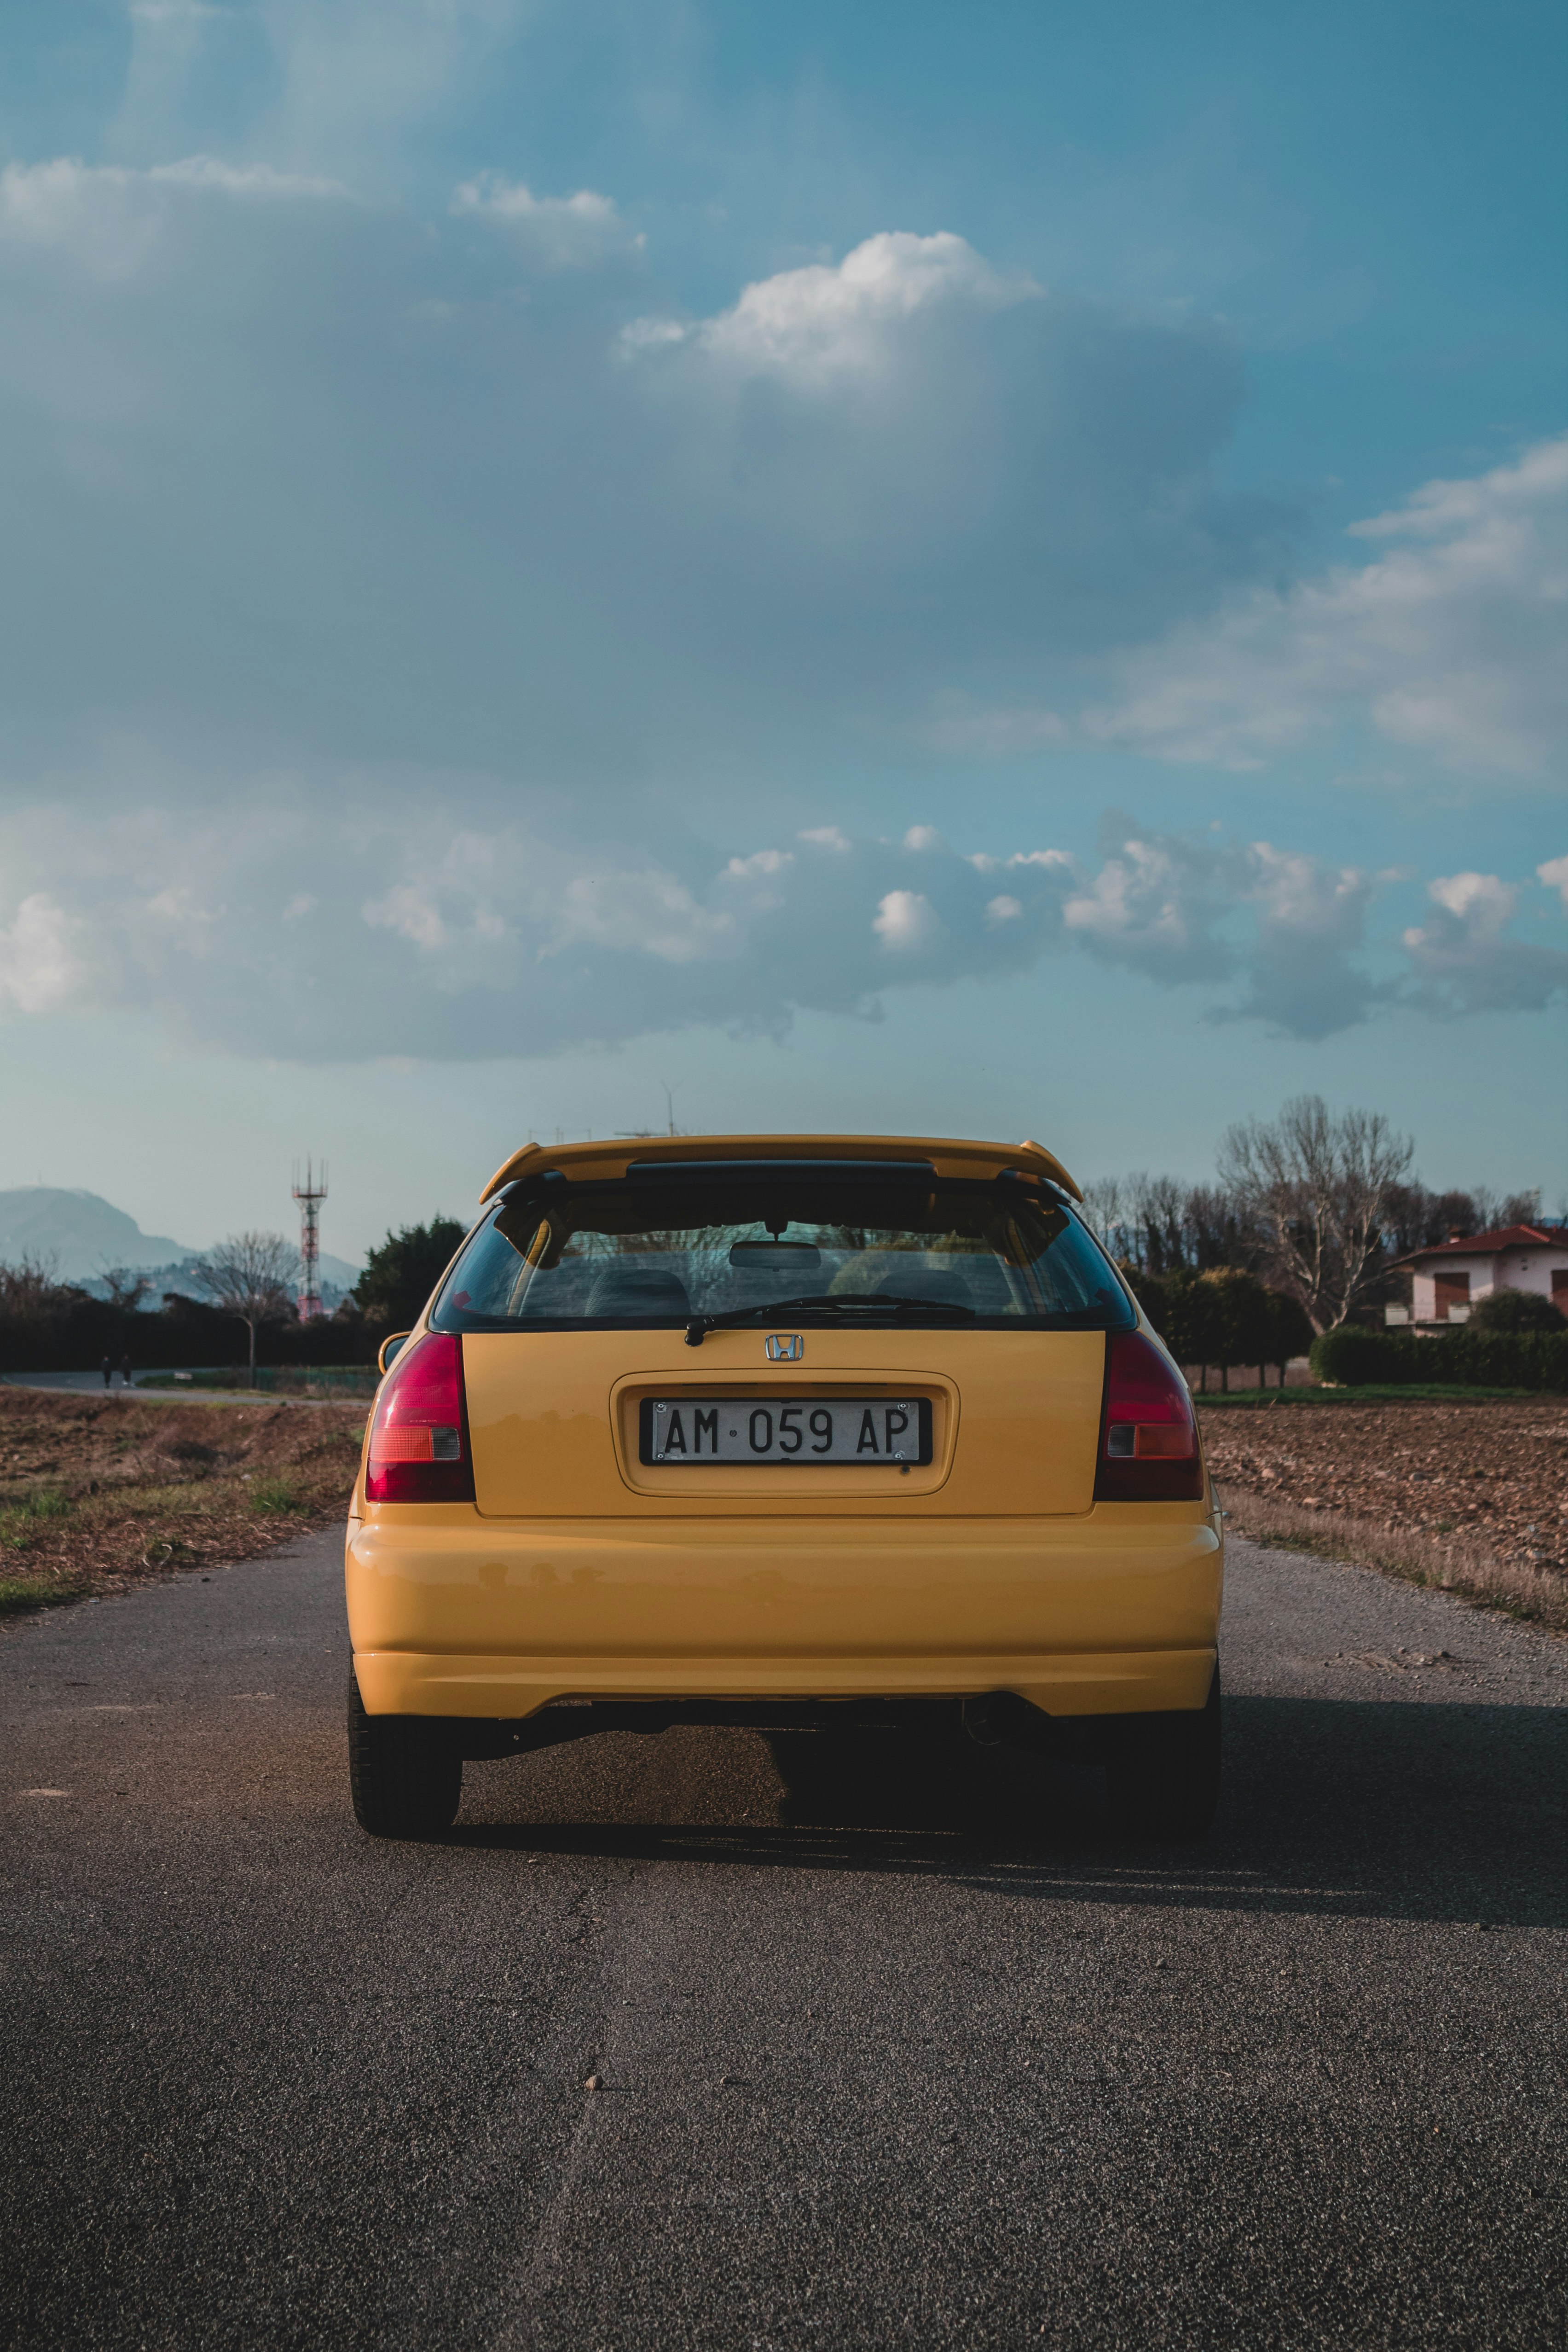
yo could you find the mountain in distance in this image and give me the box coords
[0,1188,192,1277]
[0,1188,362,1294]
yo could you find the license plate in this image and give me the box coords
[639,1397,932,1466]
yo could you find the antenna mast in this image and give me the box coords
[292,1158,329,1321]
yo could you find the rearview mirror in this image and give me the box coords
[729,1243,822,1271]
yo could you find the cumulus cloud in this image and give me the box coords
[0,796,1552,1055]
[0,154,351,276]
[1402,872,1568,1016]
[451,174,636,265]
[0,167,1279,778]
[627,230,1035,385]
[1087,437,1568,776]
[1539,855,1568,911]
[0,893,90,1014]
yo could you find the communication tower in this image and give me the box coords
[292,1158,328,1321]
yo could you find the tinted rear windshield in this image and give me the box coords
[430,1170,1134,1332]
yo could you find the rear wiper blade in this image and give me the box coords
[684,1292,974,1347]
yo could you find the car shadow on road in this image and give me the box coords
[446,1692,1568,1930]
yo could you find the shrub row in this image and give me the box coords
[1308,1323,1568,1392]
[0,1296,382,1375]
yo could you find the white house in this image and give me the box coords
[1388,1224,1568,1327]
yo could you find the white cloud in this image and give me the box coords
[681,231,1036,388]
[150,156,350,201]
[0,162,1281,788]
[1063,836,1234,984]
[1088,436,1568,776]
[0,155,350,278]
[551,869,740,965]
[0,797,1558,1051]
[364,882,448,951]
[723,848,794,881]
[1402,871,1568,1015]
[0,893,89,1014]
[451,174,634,265]
[872,889,943,954]
[1538,855,1568,911]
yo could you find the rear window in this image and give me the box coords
[430,1170,1134,1333]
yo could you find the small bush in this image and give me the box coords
[1467,1286,1565,1333]
[247,1474,304,1513]
[1308,1322,1568,1391]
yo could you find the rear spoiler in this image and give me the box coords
[479,1133,1082,1204]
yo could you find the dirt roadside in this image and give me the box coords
[0,1386,364,1615]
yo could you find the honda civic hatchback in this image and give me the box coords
[345,1134,1222,1839]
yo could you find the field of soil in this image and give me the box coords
[0,1387,365,1614]
[1199,1395,1568,1630]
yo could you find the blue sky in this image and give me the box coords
[0,0,1563,1260]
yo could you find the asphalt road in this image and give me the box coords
[3,1531,1564,2351]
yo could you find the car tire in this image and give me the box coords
[1104,1664,1221,1842]
[347,1667,462,1838]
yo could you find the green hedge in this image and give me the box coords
[1309,1324,1568,1391]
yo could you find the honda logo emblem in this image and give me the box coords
[764,1332,804,1362]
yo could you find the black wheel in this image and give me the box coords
[1104,1665,1221,1842]
[347,1668,462,1838]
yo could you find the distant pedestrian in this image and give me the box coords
[101,1355,112,1390]
[119,1352,132,1388]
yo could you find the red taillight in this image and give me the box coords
[364,1332,474,1505]
[1094,1331,1203,1502]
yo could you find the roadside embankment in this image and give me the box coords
[0,1387,363,1616]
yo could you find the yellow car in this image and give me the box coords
[345,1134,1222,1840]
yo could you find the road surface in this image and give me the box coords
[3,1529,1564,2348]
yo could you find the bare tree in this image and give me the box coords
[0,1251,64,1320]
[1217,1095,1413,1332]
[96,1264,152,1315]
[189,1232,298,1385]
[1467,1186,1543,1235]
[1127,1173,1188,1274]
[1078,1176,1125,1253]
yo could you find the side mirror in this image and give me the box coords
[377,1331,412,1375]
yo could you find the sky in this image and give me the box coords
[0,0,1563,1263]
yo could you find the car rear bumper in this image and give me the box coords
[352,1642,1216,1718]
[346,1507,1221,1719]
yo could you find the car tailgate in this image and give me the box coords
[463,1328,1106,1517]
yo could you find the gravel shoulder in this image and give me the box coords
[2,1528,1564,2349]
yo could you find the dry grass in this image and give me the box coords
[0,1387,365,1616]
[1221,1476,1568,1636]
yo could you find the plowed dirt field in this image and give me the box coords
[1198,1397,1568,1574]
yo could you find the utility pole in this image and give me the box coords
[292,1158,328,1320]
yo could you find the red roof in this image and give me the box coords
[1397,1224,1568,1266]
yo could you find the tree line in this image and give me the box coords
[0,1217,467,1379]
[1080,1094,1556,1335]
[1,1096,1560,1379]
